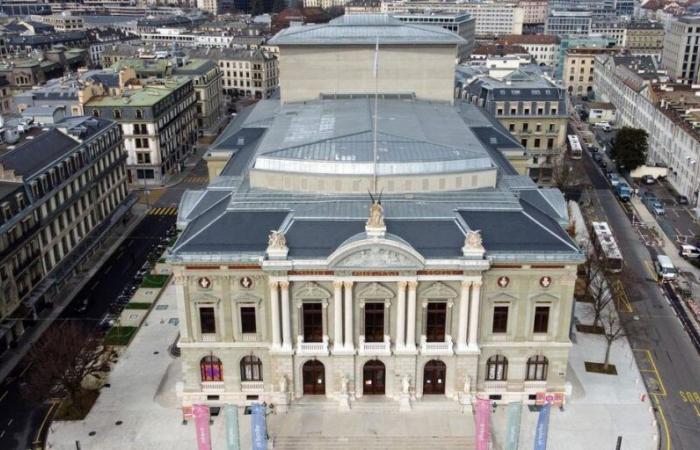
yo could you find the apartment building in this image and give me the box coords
[518,0,548,25]
[498,35,560,66]
[188,48,279,100]
[85,77,197,186]
[458,61,569,183]
[564,47,617,97]
[661,16,700,83]
[29,12,84,31]
[594,54,700,205]
[0,116,131,355]
[545,10,592,37]
[623,21,665,56]
[391,12,476,61]
[172,59,224,136]
[196,0,220,15]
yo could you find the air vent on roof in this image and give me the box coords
[237,137,245,145]
[490,137,498,144]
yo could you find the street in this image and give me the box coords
[581,149,700,450]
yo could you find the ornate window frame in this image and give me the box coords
[293,282,331,342]
[232,293,263,342]
[357,282,394,339]
[192,293,221,340]
[419,282,457,339]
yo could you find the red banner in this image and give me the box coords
[474,398,491,450]
[535,392,564,406]
[193,404,212,450]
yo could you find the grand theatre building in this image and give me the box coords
[169,15,584,410]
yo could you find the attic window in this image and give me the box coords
[92,109,100,117]
[113,109,122,119]
[136,109,143,119]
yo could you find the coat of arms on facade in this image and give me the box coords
[540,276,552,288]
[497,276,509,288]
[240,276,254,289]
[198,277,212,289]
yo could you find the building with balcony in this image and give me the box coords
[457,60,569,183]
[170,14,583,411]
[0,116,131,355]
[84,76,197,186]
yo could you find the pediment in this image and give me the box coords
[357,282,395,299]
[192,292,220,303]
[232,293,262,304]
[487,292,519,302]
[420,282,458,299]
[530,292,559,302]
[293,281,331,299]
[328,239,424,270]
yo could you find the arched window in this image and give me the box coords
[113,109,122,119]
[135,108,143,119]
[486,355,508,381]
[200,355,223,382]
[525,355,548,381]
[240,355,262,381]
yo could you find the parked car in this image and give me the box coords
[679,244,700,259]
[649,200,666,216]
[592,153,603,162]
[98,314,117,331]
[598,159,608,169]
[641,175,655,185]
[608,173,620,187]
[678,195,689,205]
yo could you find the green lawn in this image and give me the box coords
[140,274,169,288]
[124,302,152,310]
[104,326,138,346]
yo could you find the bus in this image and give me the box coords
[568,134,583,159]
[591,221,623,272]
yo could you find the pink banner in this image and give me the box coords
[193,404,212,450]
[474,398,491,450]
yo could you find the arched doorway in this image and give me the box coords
[363,360,386,395]
[302,360,325,395]
[423,360,446,395]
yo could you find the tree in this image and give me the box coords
[601,310,626,372]
[272,0,286,13]
[588,268,613,330]
[610,127,648,171]
[552,156,575,189]
[24,322,115,410]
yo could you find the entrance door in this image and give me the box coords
[423,360,446,395]
[363,360,386,395]
[302,360,325,395]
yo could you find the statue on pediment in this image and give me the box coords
[465,230,483,250]
[367,200,385,229]
[268,230,287,250]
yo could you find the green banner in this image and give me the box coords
[505,402,522,450]
[224,404,241,450]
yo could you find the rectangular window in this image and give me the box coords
[240,306,256,334]
[533,306,550,333]
[199,307,216,334]
[492,306,508,333]
[302,303,323,342]
[509,123,515,132]
[426,302,447,342]
[364,303,385,342]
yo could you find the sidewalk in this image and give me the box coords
[47,282,252,450]
[0,203,147,384]
[491,302,656,450]
[129,141,211,193]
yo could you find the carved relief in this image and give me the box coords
[420,281,459,299]
[334,247,419,268]
[357,282,395,299]
[293,281,331,300]
[267,230,287,249]
[464,230,483,250]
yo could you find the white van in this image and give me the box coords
[654,255,678,281]
[594,122,612,132]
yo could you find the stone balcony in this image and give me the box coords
[201,381,225,393]
[358,335,391,356]
[420,335,454,355]
[523,380,547,392]
[483,380,508,392]
[200,333,218,342]
[241,381,265,393]
[296,335,329,355]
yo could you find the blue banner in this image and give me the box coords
[224,404,241,450]
[533,403,551,450]
[250,404,267,450]
[506,402,522,450]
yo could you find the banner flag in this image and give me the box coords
[506,402,522,450]
[192,404,212,450]
[224,404,241,450]
[474,398,491,450]
[534,403,552,450]
[250,403,268,450]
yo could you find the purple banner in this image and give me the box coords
[474,398,491,450]
[193,404,212,450]
[534,403,552,450]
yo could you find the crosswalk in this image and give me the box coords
[148,207,178,216]
[184,176,208,184]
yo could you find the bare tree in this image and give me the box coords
[24,321,115,408]
[552,155,575,189]
[601,310,626,371]
[588,270,613,330]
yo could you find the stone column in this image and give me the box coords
[396,281,407,350]
[280,281,292,351]
[174,275,191,342]
[457,280,471,351]
[467,281,482,349]
[333,281,344,352]
[269,281,281,349]
[405,281,417,351]
[343,281,354,350]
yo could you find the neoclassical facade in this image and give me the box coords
[170,14,583,411]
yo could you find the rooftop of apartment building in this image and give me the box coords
[112,57,171,77]
[457,62,563,99]
[5,31,86,46]
[566,47,618,56]
[14,69,119,101]
[188,47,276,62]
[472,44,529,57]
[498,34,560,45]
[85,76,190,108]
[172,58,218,76]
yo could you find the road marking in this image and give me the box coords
[0,430,4,439]
[0,391,6,403]
[7,419,12,426]
[104,264,113,273]
[694,405,700,417]
[612,279,633,313]
[642,349,667,396]
[679,390,700,403]
[90,281,100,291]
[18,362,31,378]
[644,261,657,279]
[652,395,672,450]
[33,400,59,446]
[127,240,134,247]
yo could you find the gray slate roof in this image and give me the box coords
[270,14,465,46]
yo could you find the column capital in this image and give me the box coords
[268,280,279,289]
[472,280,483,288]
[279,281,290,290]
[343,280,354,288]
[333,280,344,289]
[174,275,187,285]
[407,280,418,290]
[461,280,472,289]
[398,280,408,289]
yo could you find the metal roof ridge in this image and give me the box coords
[521,209,579,253]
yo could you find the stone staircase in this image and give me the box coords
[271,435,474,450]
